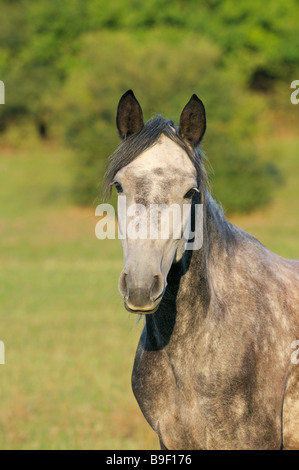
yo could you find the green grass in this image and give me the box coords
[0,143,157,450]
[0,135,298,449]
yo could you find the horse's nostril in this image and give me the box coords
[150,274,164,301]
[119,272,128,298]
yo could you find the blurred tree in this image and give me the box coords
[0,0,297,211]
[51,30,277,211]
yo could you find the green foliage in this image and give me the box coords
[1,0,298,212]
[208,139,281,213]
[53,29,276,212]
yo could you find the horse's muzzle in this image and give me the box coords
[119,271,165,314]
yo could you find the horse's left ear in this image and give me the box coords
[116,90,144,140]
[179,94,206,147]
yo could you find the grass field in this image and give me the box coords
[0,135,298,449]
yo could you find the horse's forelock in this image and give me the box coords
[103,116,209,200]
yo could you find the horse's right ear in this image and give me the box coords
[116,90,144,140]
[179,94,206,147]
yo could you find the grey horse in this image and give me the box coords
[104,90,299,450]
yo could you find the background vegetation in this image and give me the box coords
[0,0,298,449]
[1,0,298,211]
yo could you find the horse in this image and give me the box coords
[104,89,299,450]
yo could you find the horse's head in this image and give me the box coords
[107,90,206,314]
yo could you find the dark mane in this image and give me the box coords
[103,115,209,200]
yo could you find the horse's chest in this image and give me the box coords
[157,384,208,449]
[132,348,208,449]
[132,345,282,450]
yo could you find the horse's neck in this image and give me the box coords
[144,192,230,350]
[173,193,228,317]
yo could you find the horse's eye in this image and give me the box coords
[184,188,199,199]
[113,182,123,193]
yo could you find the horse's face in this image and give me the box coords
[114,135,198,314]
[112,90,206,314]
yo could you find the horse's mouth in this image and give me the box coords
[124,302,160,315]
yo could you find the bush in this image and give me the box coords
[52,30,277,212]
[2,0,297,212]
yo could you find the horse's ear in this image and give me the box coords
[179,94,206,147]
[116,90,144,140]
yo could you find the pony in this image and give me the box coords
[104,90,299,449]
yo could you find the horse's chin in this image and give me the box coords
[124,302,160,315]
